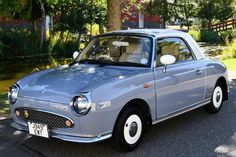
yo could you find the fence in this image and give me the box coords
[210,19,236,32]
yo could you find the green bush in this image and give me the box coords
[218,30,236,45]
[200,30,221,43]
[189,30,201,42]
[0,29,81,62]
[0,29,41,59]
[47,32,79,58]
[50,40,79,58]
[221,40,236,60]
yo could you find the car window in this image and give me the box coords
[156,38,194,66]
[77,36,152,67]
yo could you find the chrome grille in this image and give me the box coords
[16,108,73,129]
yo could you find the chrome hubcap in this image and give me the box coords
[216,91,221,102]
[129,122,138,137]
[213,86,223,108]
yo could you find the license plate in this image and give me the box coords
[28,121,49,138]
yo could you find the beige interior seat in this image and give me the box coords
[119,43,142,63]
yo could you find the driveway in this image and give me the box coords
[0,79,236,157]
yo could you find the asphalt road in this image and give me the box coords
[0,79,236,157]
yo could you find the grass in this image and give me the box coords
[221,58,236,70]
[0,93,9,117]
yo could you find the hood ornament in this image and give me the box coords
[41,89,46,94]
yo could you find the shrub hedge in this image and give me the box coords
[0,29,80,62]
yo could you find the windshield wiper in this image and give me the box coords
[115,62,147,67]
[70,59,147,67]
[69,59,99,66]
[79,59,106,64]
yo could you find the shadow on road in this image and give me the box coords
[0,80,236,157]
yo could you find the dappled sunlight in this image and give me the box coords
[214,133,236,156]
[215,144,236,157]
[214,131,236,157]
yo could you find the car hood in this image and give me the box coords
[17,64,144,104]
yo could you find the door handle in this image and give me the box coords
[195,69,203,75]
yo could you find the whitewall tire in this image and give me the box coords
[112,106,144,152]
[123,114,142,145]
[205,83,224,113]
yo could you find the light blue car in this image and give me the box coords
[9,29,229,151]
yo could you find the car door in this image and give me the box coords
[154,37,206,117]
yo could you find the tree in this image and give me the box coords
[107,0,121,31]
[215,0,234,22]
[86,0,107,35]
[53,0,106,46]
[198,0,235,29]
[0,0,59,49]
[198,0,218,28]
[0,0,28,17]
[146,0,175,28]
[174,0,197,31]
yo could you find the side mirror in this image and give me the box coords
[73,51,79,60]
[160,54,176,72]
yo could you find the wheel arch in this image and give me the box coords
[216,76,228,101]
[112,98,152,134]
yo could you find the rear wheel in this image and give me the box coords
[205,83,224,113]
[112,107,144,152]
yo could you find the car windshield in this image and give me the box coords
[76,35,152,67]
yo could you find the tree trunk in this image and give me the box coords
[39,0,46,49]
[99,24,104,34]
[90,23,93,38]
[107,0,121,31]
[78,33,82,50]
[208,19,212,30]
[162,0,168,29]
[32,20,37,32]
[60,31,64,41]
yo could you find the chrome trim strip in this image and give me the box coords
[152,99,211,125]
[51,132,112,143]
[11,122,112,143]
[15,107,75,127]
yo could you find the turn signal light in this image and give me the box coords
[65,120,72,127]
[23,110,29,118]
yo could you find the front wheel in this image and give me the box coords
[205,83,224,113]
[112,107,144,152]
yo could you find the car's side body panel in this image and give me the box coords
[154,60,206,117]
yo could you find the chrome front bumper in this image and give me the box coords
[11,122,112,143]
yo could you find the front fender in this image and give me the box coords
[83,70,156,135]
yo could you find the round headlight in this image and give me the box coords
[8,84,20,104]
[72,95,91,115]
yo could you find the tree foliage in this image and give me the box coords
[198,0,235,28]
[147,0,235,29]
[173,0,197,30]
[1,0,106,48]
